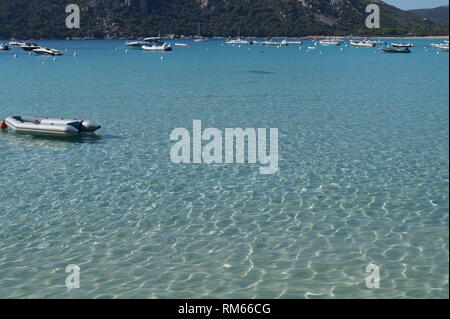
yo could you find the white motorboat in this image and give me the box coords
[435,43,449,51]
[431,40,449,51]
[19,42,40,51]
[125,37,165,49]
[143,37,163,42]
[285,40,303,45]
[256,40,288,46]
[0,43,10,51]
[391,43,414,48]
[319,39,343,46]
[350,40,375,47]
[366,39,386,45]
[125,40,149,48]
[175,43,190,47]
[3,116,101,137]
[142,42,172,51]
[307,46,317,50]
[9,41,25,47]
[226,38,251,45]
[33,47,64,56]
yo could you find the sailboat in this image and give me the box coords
[194,23,208,42]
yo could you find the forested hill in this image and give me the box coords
[0,0,448,39]
[409,5,449,25]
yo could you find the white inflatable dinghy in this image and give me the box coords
[2,116,101,137]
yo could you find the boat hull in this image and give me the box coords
[33,50,63,56]
[392,43,413,48]
[142,44,172,51]
[382,47,411,53]
[20,46,40,51]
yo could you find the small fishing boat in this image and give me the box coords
[142,42,172,51]
[382,46,411,53]
[307,46,317,50]
[2,116,101,137]
[33,47,64,56]
[0,43,10,51]
[391,43,413,48]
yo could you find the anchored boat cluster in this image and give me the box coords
[3,41,63,55]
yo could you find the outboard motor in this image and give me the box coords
[79,120,101,133]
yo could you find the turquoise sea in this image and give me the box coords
[0,39,448,298]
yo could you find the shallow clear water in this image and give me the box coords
[0,39,448,298]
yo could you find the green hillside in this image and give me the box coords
[409,5,449,25]
[0,0,447,39]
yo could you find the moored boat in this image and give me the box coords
[285,40,303,45]
[435,44,449,51]
[391,43,414,48]
[350,40,375,47]
[366,39,386,45]
[382,46,411,53]
[431,40,449,51]
[193,22,208,42]
[319,39,342,46]
[193,38,208,42]
[142,42,172,51]
[0,43,10,51]
[125,40,149,48]
[2,116,101,137]
[9,40,25,47]
[19,42,40,51]
[33,47,64,56]
[226,38,251,45]
[175,43,190,47]
[255,40,288,46]
[125,37,165,49]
